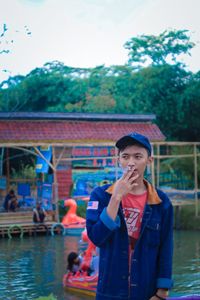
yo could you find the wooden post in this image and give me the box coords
[0,147,4,176]
[157,144,160,188]
[151,144,155,187]
[175,205,181,230]
[52,146,59,222]
[115,147,118,180]
[6,148,10,191]
[194,144,199,217]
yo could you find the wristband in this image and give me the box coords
[155,294,166,300]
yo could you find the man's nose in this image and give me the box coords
[128,157,136,166]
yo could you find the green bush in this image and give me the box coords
[11,163,36,179]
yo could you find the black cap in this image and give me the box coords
[115,132,152,155]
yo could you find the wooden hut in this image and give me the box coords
[0,112,165,221]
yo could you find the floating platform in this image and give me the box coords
[0,211,60,238]
[0,221,56,238]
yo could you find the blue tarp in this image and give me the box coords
[35,146,52,173]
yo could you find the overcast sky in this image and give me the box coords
[0,0,200,82]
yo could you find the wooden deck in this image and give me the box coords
[0,211,61,238]
[171,199,195,207]
[0,198,197,237]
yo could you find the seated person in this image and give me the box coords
[33,203,47,223]
[3,189,19,212]
[67,252,83,275]
[67,250,99,276]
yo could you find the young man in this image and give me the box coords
[86,132,173,300]
[33,202,47,223]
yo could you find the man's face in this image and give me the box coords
[118,145,152,180]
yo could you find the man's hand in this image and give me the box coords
[149,289,169,300]
[112,168,139,201]
[106,169,139,221]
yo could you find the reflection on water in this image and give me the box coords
[172,231,200,296]
[0,231,199,300]
[0,235,80,300]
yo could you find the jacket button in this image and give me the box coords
[122,275,126,279]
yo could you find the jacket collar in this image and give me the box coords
[105,179,161,205]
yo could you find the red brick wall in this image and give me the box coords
[56,169,72,200]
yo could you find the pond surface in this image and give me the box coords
[0,231,199,300]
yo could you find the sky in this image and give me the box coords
[0,0,200,83]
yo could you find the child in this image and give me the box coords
[67,252,83,275]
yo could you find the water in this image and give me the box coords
[172,231,200,296]
[0,231,199,300]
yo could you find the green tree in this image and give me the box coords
[178,71,200,140]
[124,29,195,68]
[131,64,191,139]
[83,94,116,113]
[0,62,89,112]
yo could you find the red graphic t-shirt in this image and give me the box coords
[122,191,147,249]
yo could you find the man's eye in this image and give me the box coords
[136,155,142,159]
[122,156,129,159]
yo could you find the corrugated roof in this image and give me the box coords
[0,120,165,144]
[0,112,156,122]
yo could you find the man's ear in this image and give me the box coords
[147,156,153,165]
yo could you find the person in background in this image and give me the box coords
[66,248,99,276]
[67,252,83,275]
[33,202,47,223]
[3,189,19,212]
[86,132,174,300]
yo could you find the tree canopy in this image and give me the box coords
[0,29,199,141]
[124,29,195,67]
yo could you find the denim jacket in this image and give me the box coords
[86,180,173,300]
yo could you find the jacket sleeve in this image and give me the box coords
[86,187,121,248]
[156,196,174,289]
